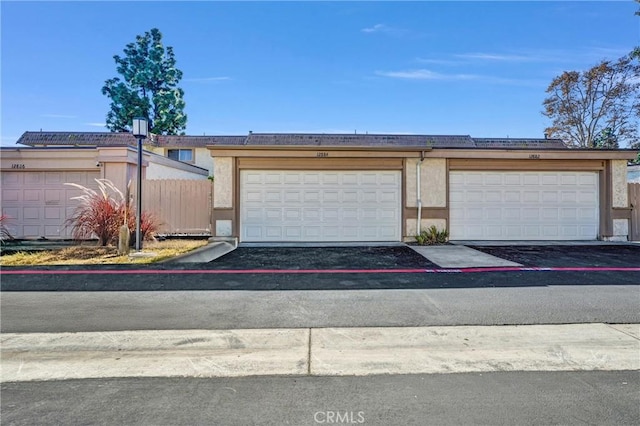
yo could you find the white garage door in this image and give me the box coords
[1,171,100,239]
[240,170,401,242]
[449,171,599,240]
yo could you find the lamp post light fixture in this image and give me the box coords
[132,117,148,251]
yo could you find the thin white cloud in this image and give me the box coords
[183,76,231,83]
[376,69,545,86]
[415,57,463,66]
[85,122,106,127]
[41,114,77,119]
[361,23,409,37]
[419,47,632,67]
[455,53,534,62]
[361,24,386,33]
[376,69,478,81]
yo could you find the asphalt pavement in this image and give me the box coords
[3,371,639,426]
[3,286,639,333]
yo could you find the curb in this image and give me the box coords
[2,323,638,382]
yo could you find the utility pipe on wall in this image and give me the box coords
[416,152,425,235]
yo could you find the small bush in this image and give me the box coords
[415,225,449,245]
[65,179,160,246]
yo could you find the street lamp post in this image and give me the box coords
[132,117,148,251]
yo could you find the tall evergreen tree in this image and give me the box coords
[102,28,187,134]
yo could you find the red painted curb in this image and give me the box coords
[1,266,639,275]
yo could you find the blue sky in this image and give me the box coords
[1,1,638,146]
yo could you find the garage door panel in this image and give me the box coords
[45,190,63,204]
[504,191,520,202]
[3,190,20,202]
[450,171,598,241]
[45,172,64,184]
[342,209,358,220]
[23,207,41,220]
[323,209,339,220]
[304,227,321,238]
[45,207,63,219]
[343,191,358,203]
[241,170,401,242]
[23,225,40,237]
[24,190,41,202]
[285,227,301,238]
[266,191,283,202]
[25,173,41,185]
[504,175,521,185]
[323,174,339,185]
[245,226,262,239]
[265,209,281,220]
[245,173,262,184]
[245,190,262,202]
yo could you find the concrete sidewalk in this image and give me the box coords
[410,245,522,268]
[2,323,638,382]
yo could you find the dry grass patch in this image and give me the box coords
[0,239,209,266]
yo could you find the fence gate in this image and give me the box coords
[142,180,213,236]
[630,183,640,241]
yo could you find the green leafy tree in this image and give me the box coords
[542,55,639,149]
[102,28,187,134]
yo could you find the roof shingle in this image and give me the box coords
[17,131,136,147]
[15,131,568,149]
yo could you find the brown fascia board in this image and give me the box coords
[426,148,637,160]
[206,145,637,159]
[206,145,435,151]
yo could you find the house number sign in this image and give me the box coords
[11,164,26,169]
[528,154,540,159]
[316,152,329,157]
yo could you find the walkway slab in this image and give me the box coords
[2,324,638,382]
[410,245,522,268]
[311,324,640,376]
[1,329,309,382]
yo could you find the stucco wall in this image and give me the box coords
[405,158,447,208]
[145,152,209,180]
[612,160,628,208]
[147,147,213,175]
[213,157,233,208]
[193,148,214,173]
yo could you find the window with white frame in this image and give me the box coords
[167,149,193,162]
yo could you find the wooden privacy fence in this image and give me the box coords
[142,180,213,236]
[630,183,640,242]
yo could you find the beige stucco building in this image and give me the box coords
[5,131,638,242]
[1,142,207,239]
[207,133,637,243]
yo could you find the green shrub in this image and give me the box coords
[415,225,448,245]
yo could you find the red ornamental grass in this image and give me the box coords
[0,214,14,241]
[65,179,159,246]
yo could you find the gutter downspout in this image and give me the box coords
[417,151,425,235]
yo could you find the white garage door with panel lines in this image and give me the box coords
[1,170,100,239]
[240,170,401,242]
[449,171,599,240]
